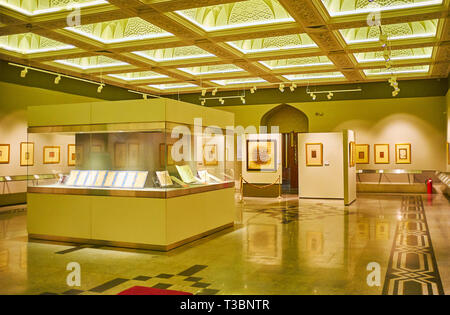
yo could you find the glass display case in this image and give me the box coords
[26,99,236,251]
[27,122,235,198]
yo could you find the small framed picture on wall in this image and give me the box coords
[374,144,389,164]
[43,146,60,164]
[0,144,10,164]
[395,143,411,164]
[68,144,76,166]
[349,141,356,167]
[355,144,370,164]
[20,142,34,166]
[305,143,323,167]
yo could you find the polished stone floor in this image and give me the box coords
[0,193,449,295]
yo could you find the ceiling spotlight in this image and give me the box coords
[201,99,206,106]
[97,84,104,93]
[379,34,388,47]
[279,83,285,92]
[143,94,148,99]
[20,67,28,78]
[212,88,218,96]
[219,98,225,105]
[54,75,61,85]
[250,86,257,94]
[309,92,316,101]
[240,96,246,104]
[201,89,207,97]
[327,92,334,100]
[290,83,297,92]
[385,60,393,69]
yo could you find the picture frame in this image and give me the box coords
[160,143,175,166]
[305,143,323,167]
[349,141,356,167]
[68,144,76,166]
[203,144,218,166]
[374,144,389,164]
[395,143,411,164]
[43,146,60,164]
[128,143,140,168]
[20,142,34,166]
[0,144,10,164]
[355,144,370,164]
[246,139,277,172]
[448,143,450,165]
[114,143,127,168]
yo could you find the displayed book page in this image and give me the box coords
[103,171,117,187]
[208,174,223,183]
[156,171,173,187]
[123,172,137,188]
[113,171,127,188]
[133,171,148,189]
[85,171,98,187]
[175,165,197,184]
[171,176,189,188]
[198,170,208,183]
[66,170,79,186]
[75,171,89,186]
[94,171,107,187]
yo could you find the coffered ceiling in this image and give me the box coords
[0,0,448,95]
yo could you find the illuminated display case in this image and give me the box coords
[27,99,235,251]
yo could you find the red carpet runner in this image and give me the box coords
[118,286,193,295]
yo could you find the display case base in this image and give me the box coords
[28,222,234,251]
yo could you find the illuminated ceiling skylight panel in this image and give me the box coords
[211,77,267,86]
[283,72,345,81]
[321,0,442,16]
[66,17,172,43]
[354,47,433,62]
[0,33,74,54]
[54,56,129,69]
[148,83,198,90]
[340,20,438,44]
[108,71,168,81]
[133,46,214,61]
[228,34,317,53]
[178,64,244,75]
[260,56,333,69]
[364,65,430,76]
[0,0,108,16]
[176,0,294,31]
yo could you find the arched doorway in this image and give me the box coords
[261,104,309,193]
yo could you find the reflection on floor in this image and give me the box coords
[0,194,448,295]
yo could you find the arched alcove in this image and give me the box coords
[261,104,309,133]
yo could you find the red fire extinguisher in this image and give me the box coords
[426,179,433,194]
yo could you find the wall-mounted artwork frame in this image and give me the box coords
[68,144,76,166]
[203,144,218,166]
[128,143,140,168]
[349,141,356,167]
[374,144,389,164]
[395,143,411,164]
[448,143,450,165]
[43,146,60,164]
[0,144,10,164]
[114,143,127,168]
[20,142,34,166]
[355,144,370,164]
[305,143,323,167]
[246,139,277,172]
[160,143,175,166]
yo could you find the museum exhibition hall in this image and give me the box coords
[0,0,449,297]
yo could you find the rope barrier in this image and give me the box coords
[240,175,281,201]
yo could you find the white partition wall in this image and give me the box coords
[298,130,356,205]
